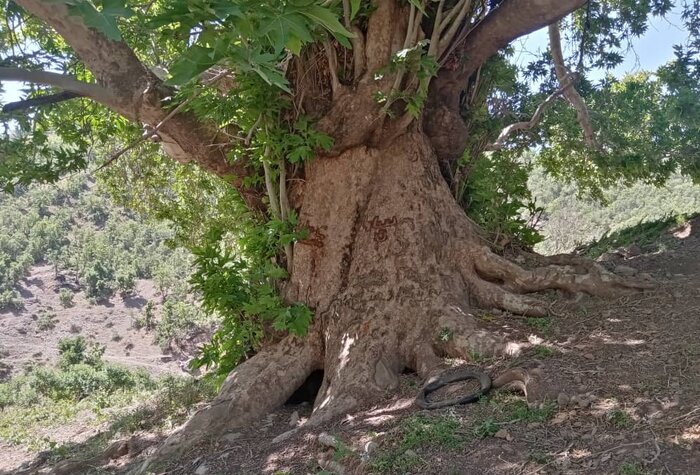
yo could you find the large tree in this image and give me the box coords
[1,0,698,457]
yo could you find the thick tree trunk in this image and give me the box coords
[285,132,504,421]
[155,131,650,459]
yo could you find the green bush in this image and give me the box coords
[4,361,153,404]
[32,364,140,401]
[460,151,543,248]
[190,227,312,377]
[37,312,58,331]
[83,261,114,299]
[0,290,22,310]
[156,299,203,347]
[58,288,74,308]
[133,301,156,331]
[115,266,137,295]
[57,336,105,369]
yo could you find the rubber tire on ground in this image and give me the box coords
[416,369,492,409]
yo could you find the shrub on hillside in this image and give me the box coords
[0,289,22,310]
[58,288,74,308]
[156,299,205,347]
[58,336,105,369]
[83,261,114,299]
[115,266,137,295]
[2,338,155,404]
[37,312,58,331]
[132,301,156,331]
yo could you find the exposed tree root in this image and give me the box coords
[467,276,549,316]
[428,315,562,407]
[456,245,654,316]
[152,332,322,461]
[16,435,158,475]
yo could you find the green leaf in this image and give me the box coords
[101,0,133,19]
[301,5,354,38]
[166,45,218,85]
[286,36,303,55]
[250,65,291,93]
[350,0,361,20]
[67,2,122,41]
[209,1,243,19]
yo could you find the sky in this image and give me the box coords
[0,7,691,105]
[513,7,688,81]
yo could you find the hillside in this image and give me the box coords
[0,172,223,370]
[0,175,217,469]
[530,170,700,255]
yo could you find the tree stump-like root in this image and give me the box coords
[149,332,323,463]
[462,245,654,316]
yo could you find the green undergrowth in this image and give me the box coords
[0,337,216,457]
[619,461,651,475]
[472,394,556,438]
[533,345,558,358]
[370,395,557,474]
[526,317,553,335]
[371,414,464,474]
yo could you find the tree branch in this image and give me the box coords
[0,67,116,107]
[2,91,81,113]
[548,22,599,150]
[485,75,576,151]
[433,0,586,104]
[447,0,586,75]
[14,0,266,213]
[425,0,586,164]
[428,0,446,57]
[438,0,472,57]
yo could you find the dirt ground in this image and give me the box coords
[4,217,700,475]
[0,264,187,378]
[0,265,194,473]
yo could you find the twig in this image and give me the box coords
[486,74,576,151]
[323,41,341,96]
[245,114,262,146]
[438,0,472,57]
[403,2,417,49]
[349,25,366,81]
[440,0,469,32]
[341,0,351,27]
[278,158,294,271]
[585,439,652,459]
[262,149,281,220]
[644,431,661,465]
[92,95,190,173]
[92,139,147,174]
[428,0,446,57]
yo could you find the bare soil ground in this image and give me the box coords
[0,265,196,473]
[4,217,700,475]
[0,264,186,378]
